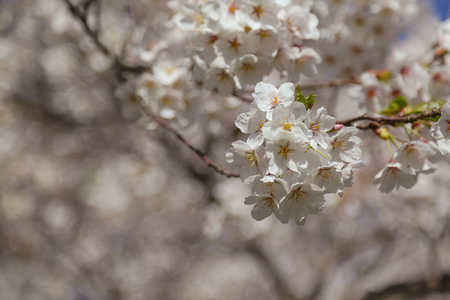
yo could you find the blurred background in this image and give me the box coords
[1,0,450,299]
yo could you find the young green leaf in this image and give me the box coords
[412,99,446,114]
[381,96,409,116]
[296,85,316,110]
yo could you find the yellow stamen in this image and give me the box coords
[244,151,257,167]
[228,37,240,51]
[293,187,306,203]
[279,144,293,160]
[241,63,254,73]
[282,120,293,131]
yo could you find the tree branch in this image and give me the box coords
[138,97,239,178]
[65,0,238,178]
[338,108,442,129]
[362,272,450,300]
[300,77,361,89]
[64,0,147,79]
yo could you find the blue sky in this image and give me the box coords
[429,0,450,20]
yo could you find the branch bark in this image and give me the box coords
[338,108,442,129]
[362,273,450,300]
[138,97,240,178]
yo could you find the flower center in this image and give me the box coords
[241,63,254,73]
[319,168,332,183]
[257,121,265,132]
[244,151,257,167]
[228,37,240,51]
[333,140,348,152]
[252,5,263,18]
[311,123,322,133]
[228,3,236,14]
[270,93,280,108]
[293,187,306,203]
[282,120,294,131]
[279,144,293,160]
[388,167,398,176]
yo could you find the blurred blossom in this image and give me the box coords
[0,1,450,300]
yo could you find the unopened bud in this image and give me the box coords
[328,124,344,133]
[375,127,393,140]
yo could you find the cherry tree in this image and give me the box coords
[64,0,450,226]
[2,0,450,299]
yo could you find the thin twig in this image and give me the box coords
[138,97,240,178]
[244,240,297,300]
[362,272,450,300]
[65,0,239,178]
[338,108,441,129]
[300,77,361,89]
[64,0,147,78]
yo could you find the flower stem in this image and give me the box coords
[386,140,394,160]
[308,144,327,158]
[402,124,423,140]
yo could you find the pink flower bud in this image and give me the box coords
[328,124,344,132]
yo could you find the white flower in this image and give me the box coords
[347,71,388,113]
[235,102,267,143]
[305,107,336,149]
[152,58,187,86]
[279,183,325,226]
[226,138,267,183]
[285,5,320,41]
[204,66,235,96]
[241,0,281,27]
[245,177,288,223]
[394,141,436,172]
[175,2,208,31]
[231,54,270,89]
[273,42,297,72]
[265,134,308,175]
[261,101,311,141]
[214,30,247,64]
[190,28,220,63]
[328,127,362,164]
[307,163,344,194]
[373,162,417,193]
[431,102,450,155]
[252,81,295,119]
[139,40,168,63]
[290,47,322,82]
[246,25,280,57]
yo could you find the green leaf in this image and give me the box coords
[296,85,306,103]
[296,85,316,110]
[412,99,446,114]
[381,96,409,116]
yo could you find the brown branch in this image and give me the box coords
[65,0,238,178]
[138,97,240,178]
[300,77,361,89]
[362,272,450,300]
[338,108,442,129]
[243,240,298,300]
[64,0,147,79]
[232,90,253,102]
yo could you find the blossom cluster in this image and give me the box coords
[175,0,322,94]
[126,0,423,128]
[373,140,437,193]
[338,19,450,193]
[313,0,420,79]
[226,82,363,225]
[345,17,450,114]
[125,1,450,208]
